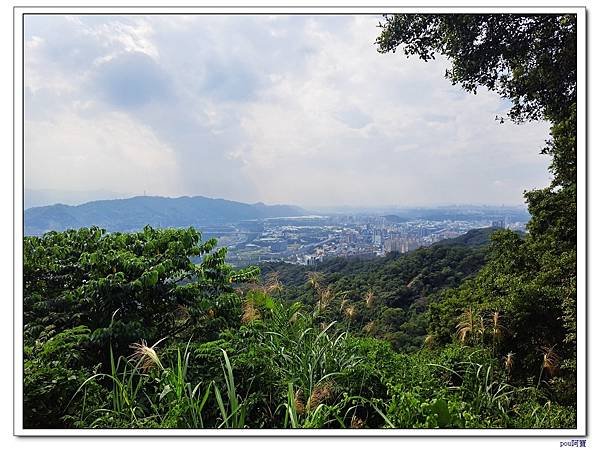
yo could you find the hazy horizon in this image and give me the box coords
[24,188,530,212]
[25,15,552,208]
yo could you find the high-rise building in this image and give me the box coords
[373,233,382,246]
[491,219,505,229]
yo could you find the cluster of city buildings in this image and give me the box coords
[223,213,525,267]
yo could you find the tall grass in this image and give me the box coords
[74,340,245,428]
[248,297,366,428]
[213,349,247,428]
[262,311,359,401]
[457,361,515,419]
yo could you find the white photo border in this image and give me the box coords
[13,4,587,437]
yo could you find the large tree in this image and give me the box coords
[377,14,576,124]
[377,14,578,403]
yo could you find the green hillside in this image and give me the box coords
[23,225,575,429]
[258,228,491,352]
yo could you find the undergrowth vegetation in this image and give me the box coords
[23,226,575,429]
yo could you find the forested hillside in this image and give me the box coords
[259,228,492,352]
[23,226,574,429]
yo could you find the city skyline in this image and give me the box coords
[25,14,552,207]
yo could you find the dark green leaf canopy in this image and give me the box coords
[377,14,576,124]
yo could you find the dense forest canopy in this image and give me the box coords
[22,13,578,430]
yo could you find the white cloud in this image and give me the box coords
[25,111,181,196]
[24,14,553,208]
[230,16,551,206]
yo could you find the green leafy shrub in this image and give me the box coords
[24,326,104,428]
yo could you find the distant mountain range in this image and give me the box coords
[24,188,131,209]
[24,195,307,236]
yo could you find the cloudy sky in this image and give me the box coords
[24,14,552,208]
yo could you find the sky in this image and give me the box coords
[24,14,552,208]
